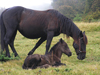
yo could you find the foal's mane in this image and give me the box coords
[49,41,60,53]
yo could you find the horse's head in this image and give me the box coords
[59,38,72,57]
[73,31,88,60]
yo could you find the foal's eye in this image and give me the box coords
[65,45,67,48]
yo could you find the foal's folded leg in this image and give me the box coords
[39,64,51,68]
[53,62,66,67]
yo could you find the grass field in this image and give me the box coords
[0,22,100,75]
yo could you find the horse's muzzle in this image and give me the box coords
[77,54,86,60]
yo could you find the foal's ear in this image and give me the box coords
[83,31,85,34]
[79,31,83,37]
[60,38,63,43]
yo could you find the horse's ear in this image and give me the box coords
[60,38,63,43]
[83,31,85,35]
[79,31,83,37]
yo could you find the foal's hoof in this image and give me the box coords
[28,51,33,55]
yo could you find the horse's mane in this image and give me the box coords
[83,33,88,44]
[47,9,81,40]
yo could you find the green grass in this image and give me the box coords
[0,22,100,75]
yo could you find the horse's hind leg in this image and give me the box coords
[4,31,13,57]
[4,43,10,57]
[4,27,17,57]
[9,30,18,57]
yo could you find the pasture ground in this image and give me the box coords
[0,22,100,75]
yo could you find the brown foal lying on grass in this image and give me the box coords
[22,38,72,69]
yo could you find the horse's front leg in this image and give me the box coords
[45,31,54,54]
[28,37,46,55]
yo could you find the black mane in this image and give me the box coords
[47,9,81,41]
[49,41,59,53]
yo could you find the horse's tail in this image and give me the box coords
[0,11,6,51]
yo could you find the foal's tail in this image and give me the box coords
[0,12,6,51]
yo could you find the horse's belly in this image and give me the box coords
[18,28,46,39]
[23,33,43,39]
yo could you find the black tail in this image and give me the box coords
[0,11,6,51]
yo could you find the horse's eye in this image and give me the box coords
[73,43,78,49]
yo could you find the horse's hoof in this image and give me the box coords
[15,54,18,57]
[6,55,11,58]
[6,54,11,58]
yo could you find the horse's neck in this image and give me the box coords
[61,19,80,41]
[68,21,80,42]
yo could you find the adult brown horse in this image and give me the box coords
[22,38,72,69]
[0,6,88,60]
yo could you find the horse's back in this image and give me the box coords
[2,6,24,24]
[3,6,24,16]
[18,8,60,38]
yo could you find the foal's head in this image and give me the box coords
[52,38,72,57]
